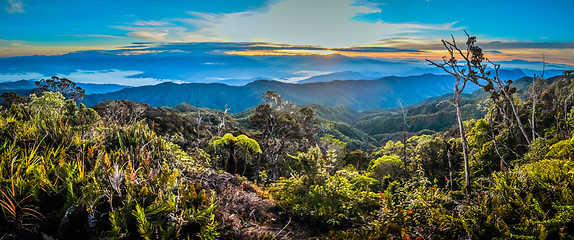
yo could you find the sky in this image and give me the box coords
[1,0,573,85]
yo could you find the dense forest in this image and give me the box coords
[2,36,574,240]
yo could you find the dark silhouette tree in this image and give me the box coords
[34,76,85,101]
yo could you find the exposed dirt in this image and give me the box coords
[194,171,319,239]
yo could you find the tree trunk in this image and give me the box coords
[226,145,237,174]
[489,110,506,172]
[454,93,471,195]
[446,145,453,192]
[502,89,530,145]
[531,96,536,142]
[255,154,261,181]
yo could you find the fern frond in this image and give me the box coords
[132,204,153,240]
[546,138,574,159]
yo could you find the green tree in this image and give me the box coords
[209,133,262,175]
[368,155,403,181]
[249,91,318,179]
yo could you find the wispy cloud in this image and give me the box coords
[0,38,26,47]
[103,1,481,52]
[113,41,423,56]
[5,0,24,13]
[127,31,168,41]
[482,41,574,49]
[59,34,128,39]
[333,46,422,53]
[133,20,168,26]
[176,0,462,48]
[372,39,574,51]
[59,69,174,86]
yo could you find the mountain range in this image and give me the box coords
[80,73,479,113]
[1,71,551,114]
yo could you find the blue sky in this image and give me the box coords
[0,0,573,85]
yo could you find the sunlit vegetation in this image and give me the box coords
[2,40,574,239]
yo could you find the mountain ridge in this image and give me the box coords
[81,73,477,113]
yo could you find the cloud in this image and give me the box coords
[0,72,45,82]
[333,46,422,53]
[497,59,574,70]
[113,41,423,56]
[482,41,574,49]
[60,69,175,86]
[60,34,128,39]
[485,50,502,54]
[0,38,26,47]
[133,20,168,26]
[127,31,168,41]
[375,39,574,51]
[179,0,462,48]
[5,0,24,13]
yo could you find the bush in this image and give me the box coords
[368,154,403,181]
[269,150,380,230]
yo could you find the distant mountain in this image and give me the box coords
[521,69,566,79]
[498,69,527,81]
[0,80,36,90]
[82,74,481,113]
[0,80,130,94]
[76,82,131,94]
[216,77,268,86]
[298,71,370,84]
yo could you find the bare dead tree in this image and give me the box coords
[398,99,409,174]
[426,32,493,195]
[217,105,230,137]
[528,73,546,142]
[93,100,148,125]
[429,32,533,194]
[196,110,203,140]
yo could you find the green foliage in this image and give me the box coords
[467,119,501,177]
[270,148,380,230]
[443,159,574,239]
[546,138,574,160]
[368,155,403,181]
[522,138,551,164]
[133,203,153,240]
[373,140,405,158]
[0,96,219,239]
[319,134,347,167]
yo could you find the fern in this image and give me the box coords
[108,210,126,238]
[145,200,174,216]
[133,203,153,240]
[236,134,262,153]
[546,138,574,159]
[197,214,220,240]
